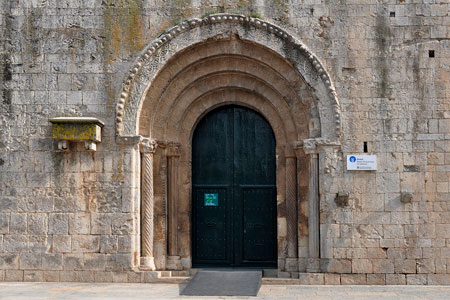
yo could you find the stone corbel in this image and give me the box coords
[49,117,104,151]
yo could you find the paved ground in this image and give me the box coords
[1,283,450,300]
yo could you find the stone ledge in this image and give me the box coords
[0,271,449,285]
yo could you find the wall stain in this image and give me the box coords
[375,6,391,99]
[103,0,146,64]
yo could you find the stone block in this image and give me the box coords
[99,235,118,253]
[90,213,111,235]
[341,274,367,285]
[367,248,387,259]
[0,254,19,269]
[372,259,394,274]
[49,213,69,234]
[407,274,427,285]
[24,270,44,282]
[285,258,298,272]
[367,274,386,285]
[384,225,404,239]
[0,198,18,212]
[83,253,106,270]
[28,213,48,234]
[394,259,417,273]
[44,271,60,282]
[95,271,114,283]
[9,213,27,233]
[77,271,95,282]
[141,271,160,283]
[53,235,71,252]
[428,274,450,285]
[277,271,290,278]
[69,213,90,234]
[352,259,373,274]
[106,254,132,271]
[118,236,132,253]
[72,235,99,253]
[0,213,9,234]
[127,271,141,283]
[376,173,400,193]
[386,274,406,285]
[436,224,450,238]
[5,270,23,281]
[42,254,63,271]
[113,271,129,283]
[19,253,42,270]
[324,273,340,285]
[63,253,84,270]
[321,259,352,273]
[60,271,77,282]
[298,273,324,285]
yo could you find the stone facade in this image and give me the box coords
[1,0,450,284]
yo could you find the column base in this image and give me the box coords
[140,256,156,271]
[285,258,299,272]
[166,256,182,270]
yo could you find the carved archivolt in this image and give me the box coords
[115,13,342,141]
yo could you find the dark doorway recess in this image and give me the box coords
[192,105,277,268]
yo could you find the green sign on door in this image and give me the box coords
[204,193,219,206]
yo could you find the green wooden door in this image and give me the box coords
[192,105,277,268]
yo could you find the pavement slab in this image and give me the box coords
[0,283,450,300]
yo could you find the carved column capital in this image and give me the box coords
[140,139,158,154]
[295,138,341,155]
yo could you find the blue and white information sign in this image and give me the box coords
[347,155,377,170]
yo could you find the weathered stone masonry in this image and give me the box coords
[1,0,450,285]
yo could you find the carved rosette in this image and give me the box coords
[140,139,158,270]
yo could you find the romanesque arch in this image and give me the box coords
[115,14,342,273]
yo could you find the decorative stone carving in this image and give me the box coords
[115,14,342,140]
[140,139,158,270]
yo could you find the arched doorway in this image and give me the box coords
[192,105,277,268]
[115,14,342,274]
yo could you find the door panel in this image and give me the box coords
[193,187,230,264]
[192,105,276,268]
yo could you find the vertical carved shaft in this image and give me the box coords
[167,143,180,257]
[286,156,298,258]
[140,140,157,270]
[309,153,320,259]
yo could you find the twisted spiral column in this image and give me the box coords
[140,139,157,270]
[286,155,298,259]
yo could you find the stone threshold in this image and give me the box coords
[0,270,446,285]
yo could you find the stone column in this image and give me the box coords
[140,139,157,270]
[166,142,182,270]
[300,139,321,272]
[308,153,320,260]
[285,148,298,272]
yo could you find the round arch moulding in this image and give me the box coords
[115,13,342,141]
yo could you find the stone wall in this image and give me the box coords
[1,0,450,284]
